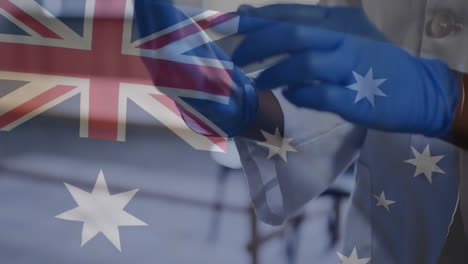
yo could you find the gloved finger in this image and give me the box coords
[135,0,233,68]
[255,49,352,89]
[282,83,357,116]
[232,22,344,66]
[235,5,277,34]
[236,4,329,33]
[135,0,188,39]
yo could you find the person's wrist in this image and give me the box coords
[239,90,284,141]
[226,83,259,138]
[450,73,468,148]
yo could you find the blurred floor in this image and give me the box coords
[0,98,348,264]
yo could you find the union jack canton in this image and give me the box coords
[0,0,242,152]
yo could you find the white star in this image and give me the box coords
[347,68,387,107]
[56,170,147,252]
[337,247,371,264]
[257,128,297,162]
[405,145,445,183]
[373,191,396,212]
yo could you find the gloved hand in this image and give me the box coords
[134,0,258,137]
[233,4,459,137]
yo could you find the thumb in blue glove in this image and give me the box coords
[134,0,258,137]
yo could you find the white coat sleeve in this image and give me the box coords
[235,90,366,225]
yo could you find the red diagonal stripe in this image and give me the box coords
[137,13,237,50]
[0,1,62,39]
[151,94,227,151]
[0,85,77,129]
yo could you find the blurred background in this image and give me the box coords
[0,0,353,263]
[0,114,353,264]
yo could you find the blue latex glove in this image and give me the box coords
[233,5,459,137]
[134,0,258,137]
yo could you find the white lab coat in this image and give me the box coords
[229,0,468,263]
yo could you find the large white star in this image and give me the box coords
[337,247,371,264]
[56,170,147,251]
[257,128,297,162]
[347,68,387,107]
[405,145,445,183]
[373,191,396,212]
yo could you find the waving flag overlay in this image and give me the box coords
[0,0,241,152]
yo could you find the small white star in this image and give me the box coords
[337,247,371,264]
[347,68,387,107]
[373,191,396,212]
[56,170,147,252]
[405,145,445,183]
[257,128,297,162]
